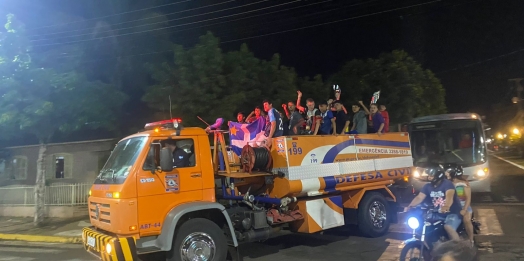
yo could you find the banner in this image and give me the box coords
[371,90,380,104]
[228,117,266,156]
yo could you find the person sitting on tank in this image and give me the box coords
[405,165,463,240]
[163,139,189,168]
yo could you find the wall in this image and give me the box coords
[0,206,88,218]
[0,139,116,186]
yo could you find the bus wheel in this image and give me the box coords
[167,218,228,261]
[358,192,390,237]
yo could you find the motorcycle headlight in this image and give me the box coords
[407,217,420,230]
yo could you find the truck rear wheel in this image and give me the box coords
[167,218,228,261]
[357,192,390,237]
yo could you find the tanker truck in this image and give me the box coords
[82,118,413,261]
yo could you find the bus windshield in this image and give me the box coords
[94,136,147,184]
[410,119,487,168]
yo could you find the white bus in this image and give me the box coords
[408,113,491,193]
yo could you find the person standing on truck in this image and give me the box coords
[379,104,390,133]
[332,100,350,135]
[349,101,367,134]
[318,100,334,135]
[236,112,245,124]
[263,99,283,147]
[295,91,322,135]
[369,103,385,134]
[164,139,189,168]
[245,106,266,123]
[282,101,304,135]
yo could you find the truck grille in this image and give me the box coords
[90,201,111,224]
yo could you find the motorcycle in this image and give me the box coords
[399,204,481,261]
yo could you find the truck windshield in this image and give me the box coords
[410,120,486,168]
[94,136,147,184]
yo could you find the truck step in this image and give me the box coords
[136,246,162,254]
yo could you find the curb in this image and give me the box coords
[0,233,82,244]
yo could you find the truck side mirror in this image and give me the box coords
[160,148,174,172]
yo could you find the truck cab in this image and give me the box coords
[84,119,229,260]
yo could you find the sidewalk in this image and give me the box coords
[0,215,89,244]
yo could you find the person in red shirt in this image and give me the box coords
[379,105,389,133]
[459,134,473,149]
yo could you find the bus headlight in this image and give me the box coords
[106,243,112,254]
[476,168,488,178]
[413,170,421,178]
[407,217,420,230]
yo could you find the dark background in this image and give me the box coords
[1,0,523,142]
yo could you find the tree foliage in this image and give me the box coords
[143,32,307,126]
[143,34,446,126]
[0,14,127,225]
[329,50,446,124]
[0,14,127,143]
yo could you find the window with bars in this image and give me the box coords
[46,154,73,179]
[5,156,28,180]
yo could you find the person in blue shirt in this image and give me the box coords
[263,99,283,146]
[405,165,463,240]
[317,100,334,135]
[369,103,385,134]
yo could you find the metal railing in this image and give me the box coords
[0,183,91,206]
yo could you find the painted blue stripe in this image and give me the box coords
[323,139,355,164]
[322,139,410,164]
[323,176,338,193]
[355,139,410,148]
[329,195,343,209]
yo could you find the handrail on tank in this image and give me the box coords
[210,130,232,174]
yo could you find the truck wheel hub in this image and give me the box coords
[180,232,216,261]
[369,201,387,228]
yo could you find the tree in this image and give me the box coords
[0,14,127,226]
[329,50,446,124]
[143,32,300,126]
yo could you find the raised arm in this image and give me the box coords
[359,101,370,115]
[296,91,305,113]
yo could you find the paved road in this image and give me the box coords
[2,154,524,260]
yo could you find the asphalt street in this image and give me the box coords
[2,154,524,261]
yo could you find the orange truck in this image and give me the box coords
[82,118,413,261]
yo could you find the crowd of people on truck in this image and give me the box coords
[230,90,391,146]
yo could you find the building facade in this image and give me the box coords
[0,139,117,187]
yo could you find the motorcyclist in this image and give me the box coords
[445,164,475,246]
[405,165,463,240]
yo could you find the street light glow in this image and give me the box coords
[513,128,520,135]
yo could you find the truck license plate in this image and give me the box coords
[87,236,96,248]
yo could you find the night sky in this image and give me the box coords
[2,0,524,131]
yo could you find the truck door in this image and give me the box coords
[136,137,203,235]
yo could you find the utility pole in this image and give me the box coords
[509,78,524,123]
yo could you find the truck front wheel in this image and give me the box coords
[167,218,228,261]
[357,192,390,237]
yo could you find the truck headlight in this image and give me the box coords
[413,170,420,178]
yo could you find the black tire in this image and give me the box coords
[167,218,228,261]
[357,192,390,237]
[399,241,430,261]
